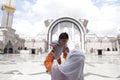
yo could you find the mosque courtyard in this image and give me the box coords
[0,51,120,80]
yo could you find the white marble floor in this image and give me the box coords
[0,52,120,80]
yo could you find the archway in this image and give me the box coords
[4,40,13,53]
[48,17,86,51]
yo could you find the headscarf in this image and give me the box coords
[51,49,85,80]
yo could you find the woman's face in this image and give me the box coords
[59,39,68,46]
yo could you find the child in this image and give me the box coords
[44,32,69,72]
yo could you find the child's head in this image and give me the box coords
[59,32,69,46]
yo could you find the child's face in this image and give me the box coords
[59,39,68,46]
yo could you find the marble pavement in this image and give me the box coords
[0,52,120,80]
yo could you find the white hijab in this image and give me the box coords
[51,49,85,80]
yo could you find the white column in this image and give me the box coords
[6,0,14,7]
[58,23,60,36]
[1,10,8,27]
[8,12,13,28]
[72,23,74,40]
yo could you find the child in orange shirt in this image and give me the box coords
[44,32,69,72]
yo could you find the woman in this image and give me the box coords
[51,49,85,80]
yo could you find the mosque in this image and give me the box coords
[0,0,120,55]
[0,0,24,54]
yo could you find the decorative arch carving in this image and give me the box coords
[47,17,86,51]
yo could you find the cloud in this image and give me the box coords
[13,0,99,35]
[0,0,120,35]
[87,2,120,35]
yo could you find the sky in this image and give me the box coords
[0,0,120,36]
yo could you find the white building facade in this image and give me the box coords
[85,34,119,55]
[20,17,120,55]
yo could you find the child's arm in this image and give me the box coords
[50,43,58,51]
[50,40,59,52]
[50,43,57,48]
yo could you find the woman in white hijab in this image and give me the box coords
[51,49,85,80]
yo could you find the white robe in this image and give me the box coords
[51,49,85,80]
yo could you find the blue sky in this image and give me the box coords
[0,0,120,36]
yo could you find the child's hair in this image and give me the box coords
[59,32,69,40]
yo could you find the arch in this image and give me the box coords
[4,40,13,53]
[31,49,35,54]
[107,48,110,51]
[48,17,86,51]
[9,48,13,53]
[18,47,21,50]
[115,48,117,51]
[24,47,27,50]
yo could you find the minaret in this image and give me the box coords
[1,0,15,28]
